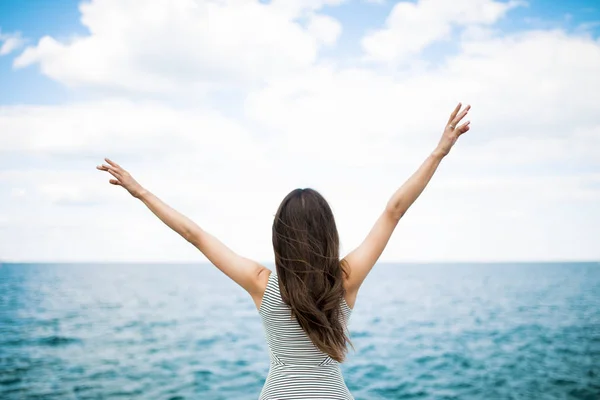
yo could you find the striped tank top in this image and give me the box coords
[258,272,354,400]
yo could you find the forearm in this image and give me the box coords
[385,151,444,219]
[137,189,203,243]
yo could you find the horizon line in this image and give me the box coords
[1,260,599,265]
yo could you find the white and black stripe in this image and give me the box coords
[258,272,354,400]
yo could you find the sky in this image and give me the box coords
[0,0,599,263]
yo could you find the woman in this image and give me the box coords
[97,103,471,399]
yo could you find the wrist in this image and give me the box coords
[135,187,150,199]
[431,148,447,160]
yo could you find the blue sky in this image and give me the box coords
[1,0,599,262]
[0,0,83,104]
[1,0,598,105]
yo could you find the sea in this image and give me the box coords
[0,262,599,400]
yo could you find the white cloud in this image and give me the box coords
[307,14,343,46]
[2,0,599,262]
[38,183,100,206]
[269,0,347,18]
[233,6,599,263]
[333,173,600,262]
[362,0,522,63]
[0,30,26,56]
[9,188,26,198]
[0,99,265,164]
[13,0,345,93]
[245,28,600,169]
[2,162,598,262]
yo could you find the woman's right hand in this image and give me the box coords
[434,103,471,158]
[96,158,146,198]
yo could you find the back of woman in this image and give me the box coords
[259,188,354,398]
[97,103,471,399]
[259,271,353,399]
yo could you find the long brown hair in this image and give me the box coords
[272,188,351,362]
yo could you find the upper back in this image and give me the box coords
[259,272,352,367]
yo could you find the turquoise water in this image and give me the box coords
[0,262,599,399]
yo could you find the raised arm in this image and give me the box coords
[96,159,268,302]
[342,103,471,300]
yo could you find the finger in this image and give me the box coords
[448,103,462,124]
[105,158,121,169]
[98,164,120,174]
[457,121,470,135]
[103,163,118,171]
[109,179,121,186]
[452,104,471,126]
[107,169,120,180]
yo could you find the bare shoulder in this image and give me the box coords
[256,266,271,290]
[251,267,272,310]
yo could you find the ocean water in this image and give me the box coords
[0,262,599,400]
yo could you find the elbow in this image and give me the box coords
[183,226,205,246]
[182,229,194,244]
[182,227,199,244]
[385,204,405,222]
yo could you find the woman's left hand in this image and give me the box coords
[434,103,471,158]
[96,158,145,198]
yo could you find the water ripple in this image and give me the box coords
[1,262,599,399]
